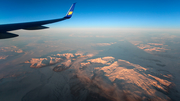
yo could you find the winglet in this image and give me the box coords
[64,3,76,19]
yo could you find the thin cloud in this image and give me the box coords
[130,41,169,53]
[87,56,115,65]
[92,42,117,46]
[0,46,23,60]
[0,55,8,60]
[0,46,23,53]
[148,43,163,46]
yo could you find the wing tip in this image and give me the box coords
[64,3,76,19]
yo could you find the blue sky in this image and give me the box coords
[0,0,180,28]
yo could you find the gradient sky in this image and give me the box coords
[0,0,180,28]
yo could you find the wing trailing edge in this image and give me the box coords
[23,26,49,30]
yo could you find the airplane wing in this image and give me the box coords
[0,3,76,39]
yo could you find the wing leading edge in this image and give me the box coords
[0,3,76,39]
